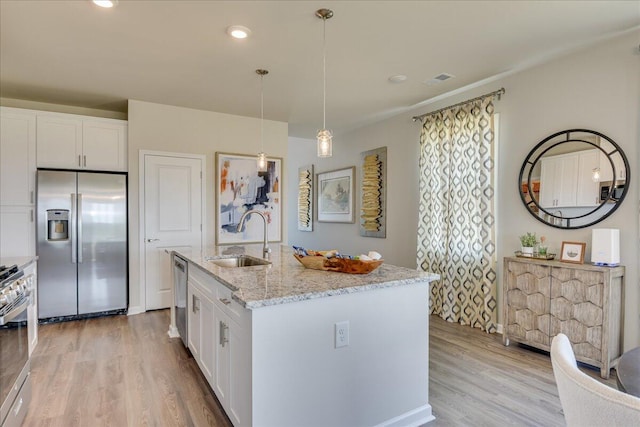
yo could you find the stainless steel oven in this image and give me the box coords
[599,180,625,203]
[0,265,31,427]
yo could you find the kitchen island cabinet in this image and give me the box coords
[173,245,439,427]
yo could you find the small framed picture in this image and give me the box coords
[317,166,355,223]
[560,241,586,264]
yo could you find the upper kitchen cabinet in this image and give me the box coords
[37,112,127,172]
[0,107,36,206]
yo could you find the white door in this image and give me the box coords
[143,153,203,310]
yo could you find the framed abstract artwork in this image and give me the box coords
[359,146,387,238]
[316,166,355,223]
[297,164,314,231]
[215,152,282,245]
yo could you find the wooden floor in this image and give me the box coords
[23,310,618,426]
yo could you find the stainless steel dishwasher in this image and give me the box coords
[173,254,188,347]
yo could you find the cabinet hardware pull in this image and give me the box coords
[220,321,229,347]
[83,155,87,167]
[219,298,231,305]
[192,295,199,313]
[146,238,160,242]
[30,209,34,222]
[78,155,82,167]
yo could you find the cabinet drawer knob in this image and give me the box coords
[219,298,231,305]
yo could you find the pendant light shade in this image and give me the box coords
[256,69,269,172]
[316,8,333,158]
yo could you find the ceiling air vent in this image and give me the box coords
[424,73,455,85]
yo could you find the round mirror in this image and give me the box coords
[519,129,630,229]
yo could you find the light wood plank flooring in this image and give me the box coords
[23,310,618,426]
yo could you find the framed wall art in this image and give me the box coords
[359,146,387,238]
[317,166,355,223]
[297,164,313,231]
[215,152,282,245]
[560,241,586,264]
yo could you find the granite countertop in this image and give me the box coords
[0,256,37,270]
[174,244,439,310]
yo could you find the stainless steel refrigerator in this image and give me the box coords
[37,170,128,319]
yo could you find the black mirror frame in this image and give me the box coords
[518,129,630,229]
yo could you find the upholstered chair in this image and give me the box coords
[551,333,640,426]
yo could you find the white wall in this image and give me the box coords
[287,30,640,349]
[128,100,288,312]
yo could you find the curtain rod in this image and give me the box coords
[412,87,505,122]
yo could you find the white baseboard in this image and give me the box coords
[375,404,435,427]
[167,325,179,338]
[127,305,145,316]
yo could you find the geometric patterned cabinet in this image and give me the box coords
[503,257,625,378]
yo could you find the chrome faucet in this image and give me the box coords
[236,210,271,259]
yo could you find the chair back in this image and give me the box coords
[551,333,640,426]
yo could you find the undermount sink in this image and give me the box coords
[206,255,271,268]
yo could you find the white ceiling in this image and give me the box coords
[1,1,639,138]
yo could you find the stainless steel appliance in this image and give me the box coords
[599,180,625,203]
[37,170,128,320]
[0,265,31,427]
[173,254,188,347]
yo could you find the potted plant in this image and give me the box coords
[538,236,548,256]
[519,232,538,256]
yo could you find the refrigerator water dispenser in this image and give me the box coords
[46,209,69,241]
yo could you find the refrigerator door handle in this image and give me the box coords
[78,193,83,263]
[71,193,77,264]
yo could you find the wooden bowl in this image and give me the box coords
[293,254,383,274]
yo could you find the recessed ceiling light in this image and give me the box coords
[227,25,252,39]
[388,75,407,83]
[93,0,118,8]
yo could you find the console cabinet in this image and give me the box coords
[503,257,624,378]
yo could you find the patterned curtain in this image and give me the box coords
[417,96,497,333]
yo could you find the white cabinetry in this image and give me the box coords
[0,107,36,257]
[23,262,38,356]
[187,282,214,383]
[576,149,600,207]
[188,265,250,427]
[539,154,577,208]
[37,113,127,171]
[598,139,626,181]
[539,149,600,209]
[0,108,36,206]
[0,206,35,257]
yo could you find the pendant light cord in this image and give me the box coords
[260,74,264,151]
[322,16,327,130]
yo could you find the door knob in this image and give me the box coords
[146,238,160,242]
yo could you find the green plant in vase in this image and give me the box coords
[519,232,538,256]
[538,236,548,257]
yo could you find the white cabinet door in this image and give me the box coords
[214,305,247,427]
[0,206,35,257]
[37,115,83,169]
[24,263,38,356]
[0,108,36,206]
[539,154,578,208]
[599,139,626,182]
[188,283,215,384]
[199,293,215,383]
[188,284,201,361]
[83,120,127,171]
[576,150,600,207]
[214,305,231,405]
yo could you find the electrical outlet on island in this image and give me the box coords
[335,321,349,348]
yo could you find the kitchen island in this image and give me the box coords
[171,244,438,427]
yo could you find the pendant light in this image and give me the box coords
[256,69,269,172]
[316,8,334,158]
